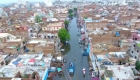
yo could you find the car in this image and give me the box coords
[69,62,75,75]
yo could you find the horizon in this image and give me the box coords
[0,0,94,4]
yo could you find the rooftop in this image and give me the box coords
[0,66,18,77]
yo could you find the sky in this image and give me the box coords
[0,0,57,4]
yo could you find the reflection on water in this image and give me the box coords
[61,44,71,55]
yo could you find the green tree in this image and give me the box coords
[58,28,70,43]
[68,9,73,14]
[35,15,42,23]
[73,8,77,11]
[64,20,69,27]
[135,60,140,71]
[69,13,73,19]
[84,17,88,19]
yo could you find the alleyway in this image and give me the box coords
[53,17,90,80]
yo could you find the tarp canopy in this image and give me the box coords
[86,44,90,53]
[116,31,120,37]
[91,77,100,80]
[110,78,113,80]
[28,58,35,62]
[18,63,24,66]
[82,51,88,56]
[12,58,22,65]
[42,62,45,66]
[12,61,18,65]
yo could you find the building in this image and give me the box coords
[26,1,31,10]
[44,0,52,7]
[55,8,68,14]
[128,41,140,60]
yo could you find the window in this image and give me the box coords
[1,61,4,66]
[48,36,50,38]
[134,45,135,47]
[31,34,33,37]
[44,36,46,39]
[7,36,10,40]
[137,50,139,52]
[30,30,32,33]
[132,51,133,53]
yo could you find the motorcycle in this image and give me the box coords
[82,68,86,77]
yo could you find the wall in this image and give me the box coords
[0,78,12,80]
[109,57,129,63]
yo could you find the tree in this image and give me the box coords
[58,28,70,43]
[68,9,73,14]
[69,13,73,19]
[73,8,77,11]
[35,15,42,23]
[64,20,69,28]
[84,17,88,19]
[135,60,140,71]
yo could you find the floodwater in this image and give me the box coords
[53,17,90,80]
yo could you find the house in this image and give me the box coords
[0,33,25,54]
[128,41,140,60]
[28,24,41,38]
[0,55,6,67]
[41,22,64,31]
[25,39,56,55]
[55,8,68,13]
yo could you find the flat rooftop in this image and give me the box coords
[112,66,134,79]
[0,66,18,77]
[8,53,52,67]
[27,39,54,44]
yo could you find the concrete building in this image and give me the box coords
[44,0,52,7]
[26,1,31,10]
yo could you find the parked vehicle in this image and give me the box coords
[82,68,86,77]
[69,63,75,75]
[57,67,62,74]
[63,59,67,63]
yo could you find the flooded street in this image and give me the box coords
[53,17,90,80]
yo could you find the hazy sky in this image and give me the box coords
[0,0,57,4]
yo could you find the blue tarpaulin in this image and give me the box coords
[12,58,22,65]
[25,49,29,52]
[12,61,18,65]
[116,31,120,37]
[57,68,62,72]
[110,77,113,80]
[83,44,90,56]
[98,58,102,61]
[43,70,49,80]
[42,62,45,66]
[86,44,90,53]
[83,51,88,56]
[106,54,109,57]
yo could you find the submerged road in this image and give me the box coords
[53,17,90,80]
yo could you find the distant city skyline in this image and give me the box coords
[0,0,94,4]
[0,0,55,4]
